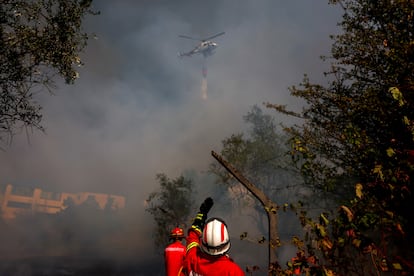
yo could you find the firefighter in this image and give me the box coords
[164,226,186,276]
[185,197,245,275]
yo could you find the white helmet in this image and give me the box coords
[200,217,231,256]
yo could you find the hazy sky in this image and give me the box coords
[0,0,343,272]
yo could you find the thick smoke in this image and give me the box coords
[0,0,342,274]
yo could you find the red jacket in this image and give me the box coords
[185,227,245,276]
[165,240,186,276]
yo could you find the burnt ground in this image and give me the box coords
[0,256,162,276]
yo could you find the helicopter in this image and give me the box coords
[178,32,225,58]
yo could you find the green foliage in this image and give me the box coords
[209,105,304,235]
[209,105,305,272]
[145,173,195,251]
[209,105,299,195]
[268,0,414,274]
[0,0,97,144]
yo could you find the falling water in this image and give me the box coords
[201,77,208,100]
[201,62,207,100]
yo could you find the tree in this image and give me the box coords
[267,0,414,274]
[0,0,97,145]
[212,150,280,274]
[209,105,304,274]
[209,106,303,209]
[145,173,195,251]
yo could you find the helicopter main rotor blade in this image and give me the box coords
[178,35,202,41]
[204,32,225,41]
